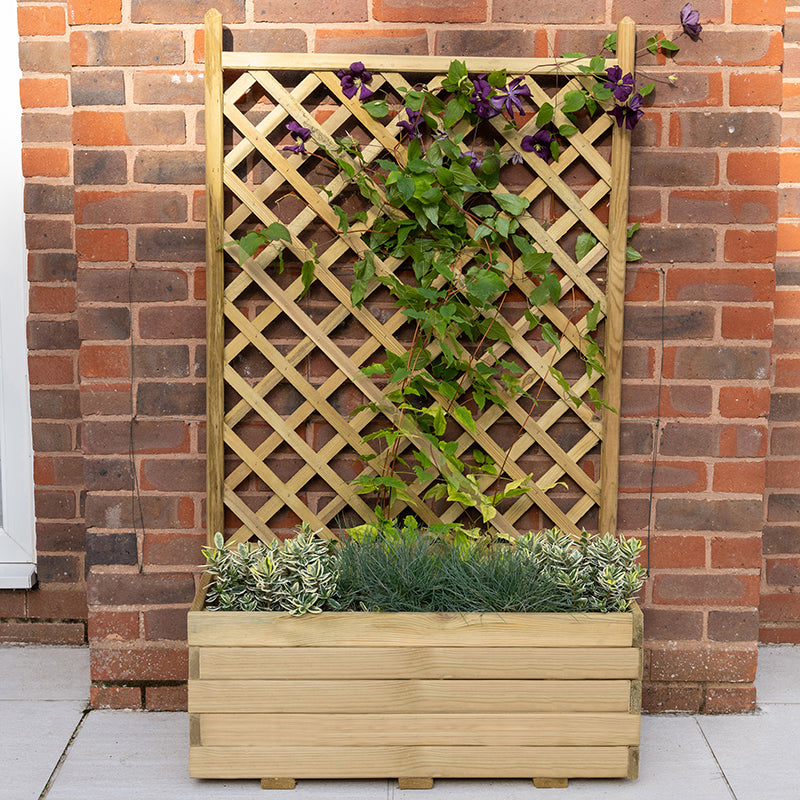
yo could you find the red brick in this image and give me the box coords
[142,531,203,566]
[653,573,760,608]
[775,358,800,388]
[731,0,785,24]
[143,607,188,640]
[766,557,800,586]
[729,151,779,185]
[88,610,139,641]
[73,110,185,145]
[132,71,204,105]
[656,498,763,532]
[87,570,195,606]
[718,386,771,418]
[669,190,777,225]
[664,345,770,381]
[648,535,706,569]
[29,355,74,386]
[667,268,774,301]
[0,622,85,645]
[18,6,66,37]
[75,190,186,224]
[90,685,142,709]
[28,587,88,619]
[75,228,128,262]
[71,30,184,66]
[778,221,800,252]
[704,684,757,713]
[19,78,68,108]
[759,592,800,621]
[642,682,702,713]
[720,307,774,341]
[90,644,188,681]
[254,0,366,21]
[374,0,485,22]
[729,71,782,106]
[774,289,800,320]
[720,424,767,458]
[21,147,70,177]
[708,610,759,642]
[710,535,762,569]
[316,29,428,55]
[766,460,800,489]
[138,305,204,339]
[672,31,782,67]
[29,286,76,315]
[435,29,546,58]
[724,229,777,263]
[79,344,129,378]
[132,0,245,23]
[759,626,800,644]
[145,684,187,711]
[0,592,27,617]
[83,420,190,455]
[619,460,707,493]
[67,0,122,25]
[649,646,757,682]
[780,150,800,183]
[80,382,131,417]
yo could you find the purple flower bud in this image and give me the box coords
[680,3,702,40]
[469,75,501,120]
[397,108,424,139]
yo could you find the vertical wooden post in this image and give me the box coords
[598,16,636,537]
[205,9,225,546]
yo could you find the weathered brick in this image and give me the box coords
[619,460,707,493]
[135,227,204,262]
[759,593,800,622]
[145,685,187,711]
[86,532,138,568]
[71,70,125,106]
[27,586,87,619]
[671,111,779,148]
[707,610,759,642]
[759,626,800,644]
[193,28,307,62]
[316,29,428,55]
[73,110,185,145]
[25,218,72,250]
[78,266,188,302]
[374,0,484,22]
[138,305,204,339]
[630,151,717,187]
[770,426,800,455]
[71,30,185,67]
[38,554,82,583]
[664,346,770,381]
[642,683,702,713]
[132,0,245,23]
[621,384,713,418]
[493,0,601,22]
[84,458,133,491]
[624,306,714,340]
[75,190,187,224]
[141,457,204,492]
[619,420,653,454]
[80,381,132,416]
[667,268,774,302]
[37,521,86,553]
[74,150,127,185]
[88,570,195,606]
[22,113,72,143]
[88,610,139,641]
[90,645,188,682]
[704,684,757,713]
[642,608,704,641]
[35,489,76,519]
[32,422,73,453]
[766,459,800,489]
[18,41,70,74]
[78,307,130,341]
[90,685,142,710]
[766,558,800,586]
[75,229,128,262]
[25,183,74,216]
[67,0,123,25]
[659,423,717,457]
[133,71,203,105]
[656,498,763,532]
[133,150,204,184]
[719,424,767,458]
[255,0,366,21]
[27,320,80,351]
[633,228,717,264]
[31,388,81,419]
[769,392,800,422]
[143,607,188,640]
[0,622,85,645]
[669,190,777,225]
[435,29,545,58]
[611,0,723,23]
[671,31,782,67]
[133,345,191,379]
[648,646,757,682]
[83,419,190,455]
[649,72,723,108]
[136,382,205,416]
[29,252,77,283]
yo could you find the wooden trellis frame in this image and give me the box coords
[204,9,635,547]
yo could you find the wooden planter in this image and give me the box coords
[188,604,642,788]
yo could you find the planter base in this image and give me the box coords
[188,608,643,783]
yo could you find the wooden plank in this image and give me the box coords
[533,778,568,789]
[599,16,636,537]
[187,610,634,648]
[198,712,641,747]
[261,778,295,790]
[203,8,225,546]
[189,745,630,779]
[196,647,640,682]
[398,779,433,790]
[188,678,636,713]
[221,53,617,74]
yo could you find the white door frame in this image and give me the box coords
[0,3,36,588]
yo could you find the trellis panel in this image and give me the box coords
[204,9,635,544]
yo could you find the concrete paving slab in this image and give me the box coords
[3,700,85,800]
[756,646,800,704]
[45,711,392,800]
[0,645,89,701]
[698,704,800,800]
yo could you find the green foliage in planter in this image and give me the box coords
[201,524,338,615]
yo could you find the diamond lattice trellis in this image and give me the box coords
[204,12,634,546]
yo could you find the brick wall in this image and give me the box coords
[4,0,790,712]
[763,0,800,644]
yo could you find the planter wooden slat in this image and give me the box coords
[189,744,631,779]
[199,712,640,747]
[188,610,634,648]
[195,646,641,680]
[189,679,634,714]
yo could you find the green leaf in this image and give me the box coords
[264,222,291,243]
[469,270,507,303]
[473,223,493,241]
[236,230,267,258]
[453,405,476,433]
[589,56,605,73]
[592,83,613,101]
[660,39,680,53]
[541,322,561,351]
[562,90,586,114]
[645,35,659,56]
[488,69,507,88]
[626,246,642,262]
[300,259,315,297]
[586,300,602,332]
[361,363,386,377]
[332,205,349,233]
[544,271,562,304]
[433,406,446,436]
[603,32,617,53]
[639,82,655,97]
[627,221,640,240]
[404,91,425,111]
[397,175,415,202]
[560,52,587,59]
[470,204,496,219]
[575,232,598,262]
[362,99,389,117]
[494,193,530,216]
[521,250,552,274]
[443,97,465,128]
[536,103,554,126]
[558,124,578,137]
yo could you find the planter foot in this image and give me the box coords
[533,778,568,789]
[261,778,296,790]
[398,778,434,789]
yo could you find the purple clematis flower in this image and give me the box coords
[521,129,554,162]
[680,3,702,41]
[490,76,532,119]
[281,120,311,155]
[603,66,635,102]
[336,61,375,101]
[469,75,501,120]
[609,92,644,130]
[397,108,424,139]
[464,150,483,169]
